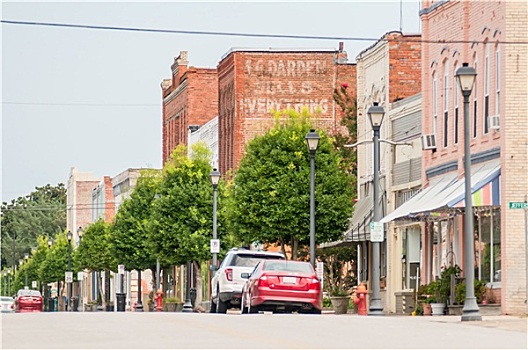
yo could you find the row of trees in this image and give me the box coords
[4,91,359,303]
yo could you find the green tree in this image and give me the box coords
[1,184,66,270]
[39,232,70,309]
[110,168,160,302]
[75,219,115,309]
[149,143,224,307]
[226,110,354,259]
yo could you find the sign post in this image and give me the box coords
[370,222,384,242]
[508,199,528,314]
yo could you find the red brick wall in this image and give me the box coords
[75,180,99,229]
[388,33,422,103]
[103,176,115,222]
[217,49,356,175]
[162,54,218,164]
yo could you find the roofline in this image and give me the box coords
[220,47,338,62]
[356,31,421,60]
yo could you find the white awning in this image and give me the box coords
[380,160,500,223]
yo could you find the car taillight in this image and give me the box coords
[258,276,269,287]
[308,278,321,290]
[225,268,233,281]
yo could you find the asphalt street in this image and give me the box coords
[1,312,526,349]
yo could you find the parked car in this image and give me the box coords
[14,289,43,312]
[1,296,15,313]
[241,259,322,314]
[210,247,285,313]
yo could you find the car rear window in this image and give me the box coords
[1,297,13,301]
[231,253,284,267]
[17,290,41,297]
[263,261,314,274]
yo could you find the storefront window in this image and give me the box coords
[477,208,501,283]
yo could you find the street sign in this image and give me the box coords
[210,239,220,253]
[65,271,73,283]
[316,262,324,289]
[77,272,84,280]
[32,281,37,288]
[370,222,384,242]
[118,264,125,275]
[509,202,528,209]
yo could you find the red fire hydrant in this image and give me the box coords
[154,289,163,312]
[353,283,368,316]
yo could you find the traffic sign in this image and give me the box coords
[118,264,125,275]
[32,281,37,288]
[509,202,528,209]
[316,262,324,289]
[210,239,220,253]
[65,271,73,283]
[370,222,384,242]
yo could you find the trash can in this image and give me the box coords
[47,297,55,312]
[116,293,126,312]
[190,288,197,308]
[71,297,79,312]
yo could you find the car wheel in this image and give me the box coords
[216,286,228,314]
[209,297,217,313]
[241,294,248,314]
[248,294,258,314]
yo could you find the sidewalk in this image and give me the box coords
[419,314,528,333]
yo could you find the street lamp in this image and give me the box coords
[368,102,385,316]
[456,62,481,322]
[7,268,11,296]
[210,168,221,273]
[182,261,193,312]
[24,253,29,289]
[76,227,83,312]
[67,231,72,312]
[305,129,320,268]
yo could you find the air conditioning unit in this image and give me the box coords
[489,115,500,130]
[421,134,437,150]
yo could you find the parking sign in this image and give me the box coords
[210,239,220,253]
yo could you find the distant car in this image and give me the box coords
[210,248,285,313]
[241,259,322,314]
[14,289,43,312]
[1,296,15,313]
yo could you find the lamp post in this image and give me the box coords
[456,62,481,322]
[305,129,320,268]
[210,168,221,273]
[24,253,29,288]
[368,102,385,316]
[182,261,193,312]
[76,228,83,312]
[7,268,11,296]
[67,231,72,312]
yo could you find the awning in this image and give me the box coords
[381,160,501,223]
[343,192,386,242]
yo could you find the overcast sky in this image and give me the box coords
[1,1,421,203]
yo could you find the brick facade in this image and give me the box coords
[217,46,357,175]
[421,0,527,314]
[161,51,218,164]
[66,167,100,238]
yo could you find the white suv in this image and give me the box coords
[210,248,285,313]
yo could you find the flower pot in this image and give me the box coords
[330,296,349,315]
[431,302,445,316]
[422,302,432,316]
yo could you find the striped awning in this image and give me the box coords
[449,167,501,208]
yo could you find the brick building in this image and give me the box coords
[92,176,115,223]
[216,44,357,175]
[66,167,100,241]
[383,0,527,315]
[161,51,218,164]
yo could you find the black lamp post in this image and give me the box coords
[7,268,11,296]
[182,261,193,312]
[305,129,320,268]
[76,227,83,312]
[24,253,29,289]
[67,231,72,312]
[456,62,481,322]
[210,168,221,273]
[367,102,385,316]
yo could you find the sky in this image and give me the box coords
[1,1,421,203]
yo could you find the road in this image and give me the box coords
[1,312,526,349]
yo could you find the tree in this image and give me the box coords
[226,110,354,259]
[39,232,70,310]
[149,143,225,307]
[110,168,160,305]
[1,184,66,270]
[75,219,115,309]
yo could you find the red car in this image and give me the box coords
[14,289,43,312]
[241,259,322,314]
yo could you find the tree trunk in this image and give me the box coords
[193,261,202,308]
[292,237,298,260]
[98,272,106,310]
[280,239,287,259]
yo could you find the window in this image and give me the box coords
[454,66,459,144]
[433,74,438,136]
[473,60,478,138]
[484,44,490,134]
[496,49,501,117]
[443,66,449,147]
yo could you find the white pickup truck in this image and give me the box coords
[210,248,285,313]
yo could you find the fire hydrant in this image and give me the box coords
[353,283,368,316]
[154,289,163,312]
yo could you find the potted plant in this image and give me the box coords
[417,283,432,316]
[163,297,183,312]
[427,280,446,316]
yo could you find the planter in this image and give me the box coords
[330,296,349,315]
[422,302,432,316]
[431,302,445,316]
